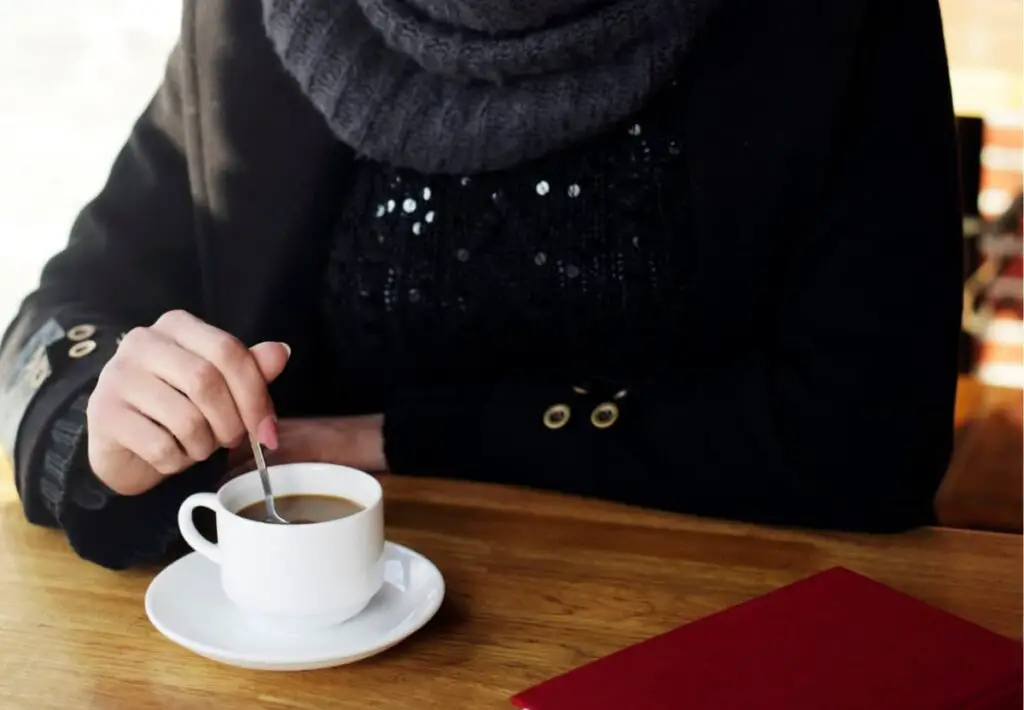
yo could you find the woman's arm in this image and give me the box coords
[0,40,227,569]
[380,0,962,531]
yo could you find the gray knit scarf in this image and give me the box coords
[262,0,715,174]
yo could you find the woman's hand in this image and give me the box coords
[224,415,386,482]
[86,310,291,496]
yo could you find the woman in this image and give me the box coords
[0,0,963,569]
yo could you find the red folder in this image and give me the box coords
[511,567,1022,710]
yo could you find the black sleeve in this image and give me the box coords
[35,390,226,569]
[382,0,962,532]
[0,38,225,569]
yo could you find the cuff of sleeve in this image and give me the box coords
[2,317,228,569]
[32,376,228,570]
[39,391,117,522]
[12,324,120,525]
[60,450,227,570]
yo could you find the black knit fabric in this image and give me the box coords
[38,391,225,569]
[261,0,717,173]
[39,392,113,519]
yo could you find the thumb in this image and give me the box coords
[249,341,291,384]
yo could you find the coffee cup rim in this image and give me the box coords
[216,462,382,527]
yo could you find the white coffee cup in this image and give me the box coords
[177,462,385,633]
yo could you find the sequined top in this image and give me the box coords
[322,81,693,411]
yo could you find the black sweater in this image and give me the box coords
[0,0,964,569]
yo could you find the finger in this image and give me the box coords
[151,310,279,448]
[103,401,192,476]
[114,366,218,462]
[249,341,291,383]
[118,326,246,447]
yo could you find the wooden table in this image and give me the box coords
[0,475,1019,710]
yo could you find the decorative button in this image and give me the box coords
[590,402,619,429]
[27,356,51,389]
[542,404,571,430]
[68,340,97,359]
[66,324,96,342]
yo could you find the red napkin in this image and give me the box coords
[510,567,1022,710]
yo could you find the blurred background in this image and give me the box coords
[0,0,181,326]
[0,0,1020,528]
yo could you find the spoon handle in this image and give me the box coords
[248,434,289,524]
[249,433,275,501]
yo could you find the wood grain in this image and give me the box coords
[0,472,1019,710]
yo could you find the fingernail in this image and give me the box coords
[279,342,292,359]
[257,415,279,450]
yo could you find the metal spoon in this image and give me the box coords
[248,433,289,524]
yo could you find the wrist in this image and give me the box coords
[345,414,386,472]
[245,415,387,473]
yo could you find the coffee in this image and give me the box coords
[236,494,364,524]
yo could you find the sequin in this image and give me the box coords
[322,79,690,364]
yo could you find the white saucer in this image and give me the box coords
[145,541,445,671]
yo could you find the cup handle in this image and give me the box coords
[178,492,223,564]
